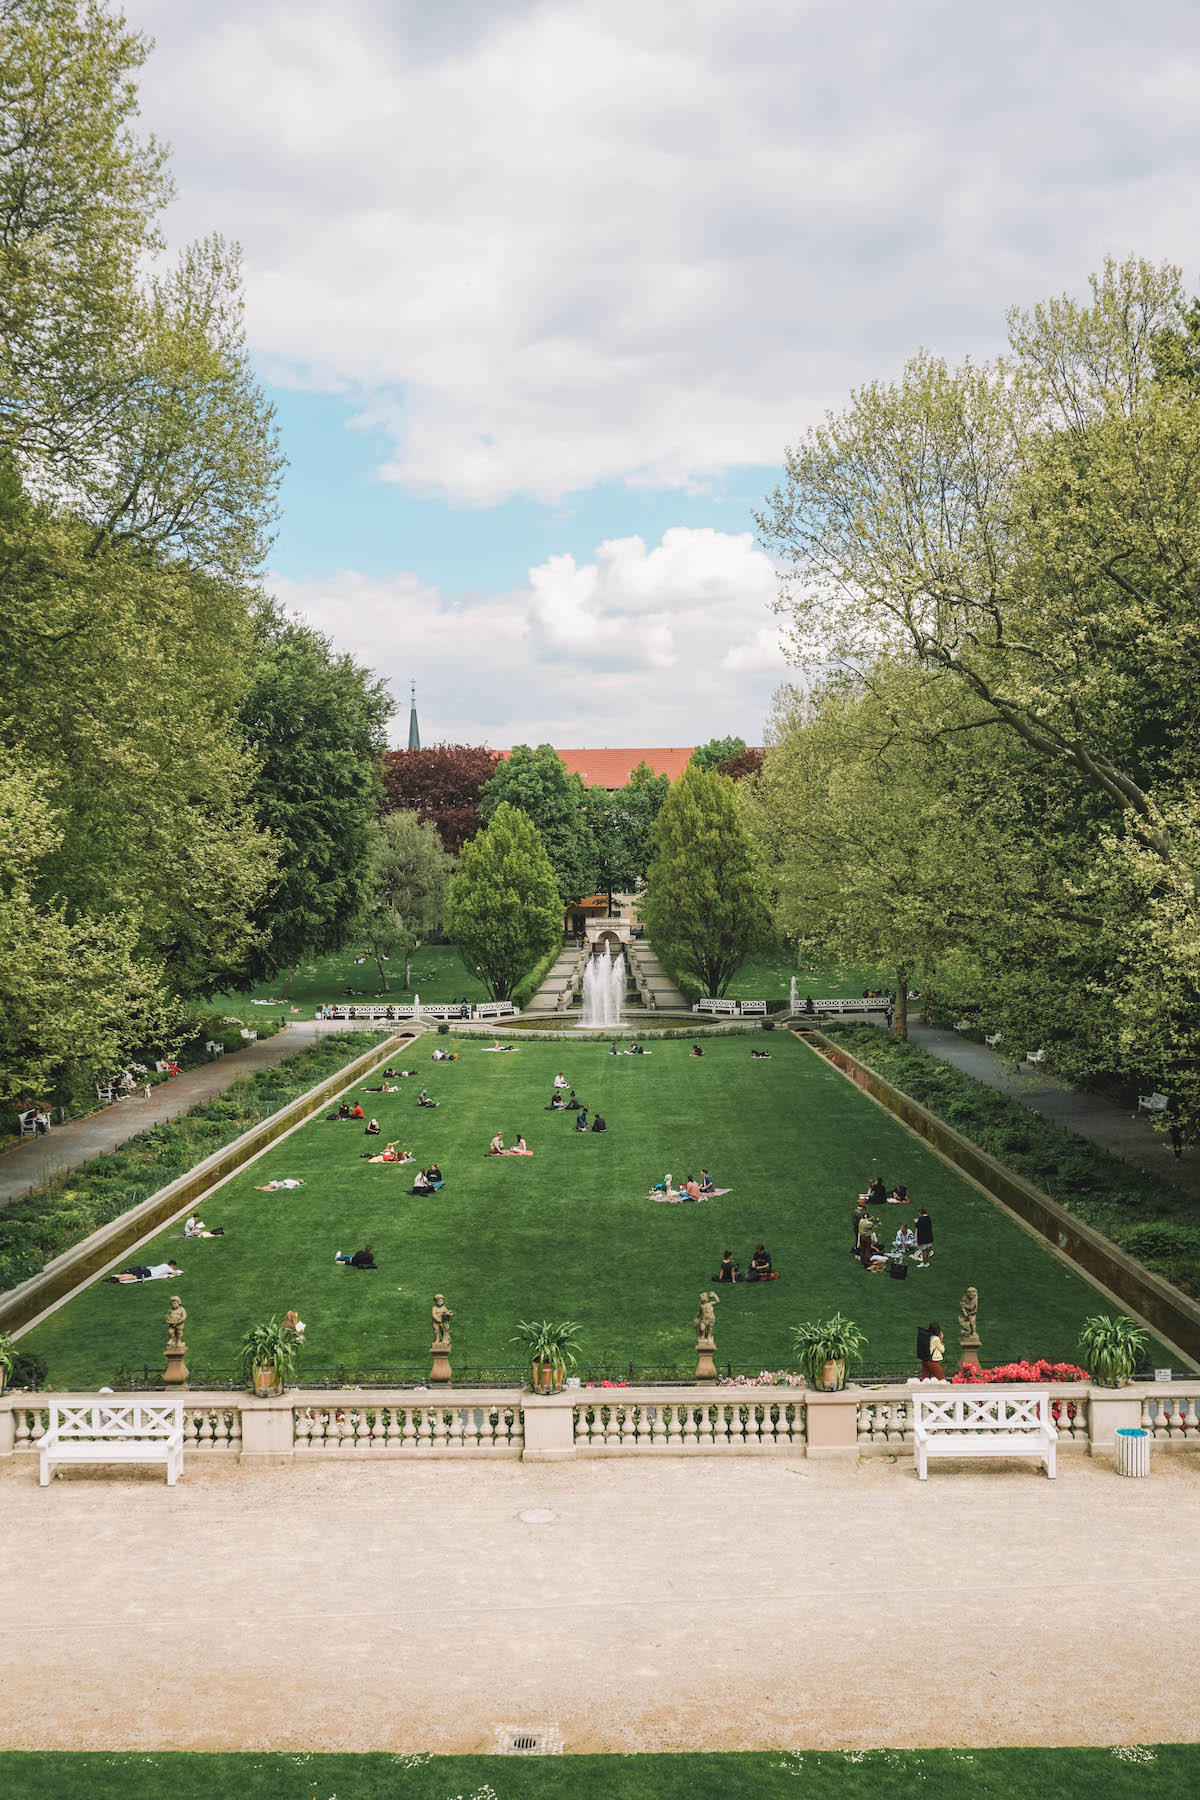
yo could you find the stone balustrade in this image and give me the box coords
[3,1381,1198,1465]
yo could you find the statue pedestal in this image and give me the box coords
[959,1336,981,1369]
[164,1345,189,1386]
[429,1342,452,1384]
[695,1341,717,1382]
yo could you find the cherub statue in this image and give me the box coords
[164,1295,187,1349]
[431,1293,454,1347]
[694,1290,719,1345]
[958,1286,980,1343]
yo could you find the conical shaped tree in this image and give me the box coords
[446,801,563,999]
[642,765,769,997]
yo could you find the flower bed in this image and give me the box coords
[951,1359,1089,1384]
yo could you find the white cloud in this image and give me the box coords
[128,0,1200,504]
[271,527,787,744]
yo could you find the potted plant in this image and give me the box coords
[238,1317,299,1397]
[1077,1314,1146,1388]
[791,1314,867,1391]
[512,1319,582,1393]
[0,1332,13,1397]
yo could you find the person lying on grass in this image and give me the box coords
[430,1048,458,1061]
[108,1260,181,1284]
[363,1082,401,1093]
[361,1142,413,1164]
[335,1245,377,1269]
[750,1049,771,1059]
[417,1090,438,1107]
[483,1041,516,1052]
[254,1178,305,1190]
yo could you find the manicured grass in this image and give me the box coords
[206,946,492,1021]
[22,1035,1163,1387]
[721,950,891,1004]
[827,1025,1200,1301]
[0,1748,1193,1799]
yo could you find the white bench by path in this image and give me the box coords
[37,1402,185,1486]
[913,1390,1057,1480]
[1137,1091,1169,1116]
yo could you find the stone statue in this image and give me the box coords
[165,1295,187,1349]
[694,1290,719,1346]
[431,1293,454,1347]
[958,1286,980,1344]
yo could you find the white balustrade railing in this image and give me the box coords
[4,1381,1200,1463]
[572,1390,805,1452]
[293,1395,523,1454]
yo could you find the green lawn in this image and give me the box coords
[206,946,493,1021]
[721,950,892,1004]
[0,1748,1191,1799]
[22,1035,1161,1387]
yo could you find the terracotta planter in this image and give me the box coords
[820,1358,846,1392]
[251,1362,282,1398]
[531,1359,564,1394]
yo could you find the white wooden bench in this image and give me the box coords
[984,1032,1003,1048]
[740,1001,767,1015]
[695,998,737,1015]
[913,1390,1057,1480]
[1137,1091,1169,1116]
[37,1402,185,1486]
[1024,1048,1046,1067]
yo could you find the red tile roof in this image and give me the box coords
[554,747,694,788]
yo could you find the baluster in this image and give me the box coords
[604,1406,622,1449]
[399,1406,416,1450]
[713,1403,730,1447]
[681,1405,698,1447]
[1169,1395,1186,1438]
[227,1408,241,1451]
[1139,1397,1154,1435]
[508,1406,523,1449]
[857,1402,873,1444]
[13,1410,32,1450]
[697,1405,715,1448]
[665,1404,682,1448]
[1185,1395,1199,1439]
[418,1408,435,1448]
[432,1408,450,1449]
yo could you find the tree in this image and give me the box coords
[642,765,769,996]
[478,743,596,901]
[690,736,747,773]
[583,760,672,908]
[240,623,392,992]
[0,766,181,1108]
[356,810,452,991]
[381,744,499,852]
[445,802,562,1000]
[719,747,765,782]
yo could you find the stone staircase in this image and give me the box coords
[524,945,588,1014]
[627,941,688,1012]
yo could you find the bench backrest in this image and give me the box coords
[915,1391,1052,1432]
[740,1001,767,1014]
[49,1402,184,1440]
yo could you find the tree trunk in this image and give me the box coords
[892,964,909,1040]
[374,946,390,993]
[280,963,299,1000]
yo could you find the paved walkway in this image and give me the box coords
[0,1020,388,1208]
[2,1451,1198,1752]
[905,1021,1200,1200]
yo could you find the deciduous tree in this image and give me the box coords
[381,744,499,852]
[479,743,596,901]
[445,802,562,1000]
[642,765,769,996]
[356,810,452,991]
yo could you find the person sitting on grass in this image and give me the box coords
[335,1244,377,1269]
[109,1259,181,1284]
[411,1168,432,1193]
[698,1169,715,1195]
[750,1049,771,1060]
[283,1310,306,1344]
[609,1040,620,1054]
[183,1216,225,1238]
[546,1090,565,1111]
[349,1102,365,1120]
[365,1118,381,1136]
[890,1184,909,1205]
[254,1178,305,1191]
[488,1131,505,1155]
[427,1163,443,1185]
[683,1175,701,1201]
[503,1134,531,1155]
[745,1243,775,1282]
[326,1101,352,1121]
[574,1107,590,1132]
[564,1089,581,1110]
[714,1251,741,1283]
[866,1175,887,1206]
[590,1115,606,1133]
[554,1072,568,1088]
[690,1044,704,1058]
[417,1089,438,1108]
[627,1042,645,1055]
[893,1224,916,1256]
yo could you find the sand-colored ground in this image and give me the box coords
[1,1451,1197,1753]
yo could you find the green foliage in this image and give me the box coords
[690,736,747,773]
[479,744,596,901]
[585,760,671,902]
[791,1313,866,1387]
[1077,1314,1147,1387]
[642,765,769,996]
[512,940,564,1010]
[511,1317,582,1376]
[237,1315,299,1388]
[446,802,562,1000]
[240,622,392,986]
[355,809,452,991]
[0,1033,388,1295]
[0,1331,14,1378]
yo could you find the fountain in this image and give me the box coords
[579,948,625,1028]
[789,975,798,1014]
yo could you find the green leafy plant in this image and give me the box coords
[791,1313,867,1389]
[511,1318,582,1382]
[0,1332,14,1384]
[1077,1314,1147,1387]
[237,1316,299,1392]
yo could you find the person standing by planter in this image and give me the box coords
[914,1208,934,1266]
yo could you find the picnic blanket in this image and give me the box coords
[650,1187,731,1203]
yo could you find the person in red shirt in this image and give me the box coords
[350,1103,365,1120]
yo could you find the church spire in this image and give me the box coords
[407,681,421,752]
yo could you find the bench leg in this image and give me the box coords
[39,1455,51,1486]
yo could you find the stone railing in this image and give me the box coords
[3,1380,1198,1464]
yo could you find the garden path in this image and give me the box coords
[2,1451,1197,1753]
[0,1020,383,1209]
[906,1021,1200,1201]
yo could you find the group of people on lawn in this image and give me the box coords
[854,1175,934,1274]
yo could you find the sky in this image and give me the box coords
[128,0,1200,748]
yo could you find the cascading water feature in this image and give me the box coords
[579,949,625,1028]
[789,976,798,1014]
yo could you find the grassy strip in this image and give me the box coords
[826,1025,1200,1299]
[0,1747,1191,1798]
[0,1033,389,1297]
